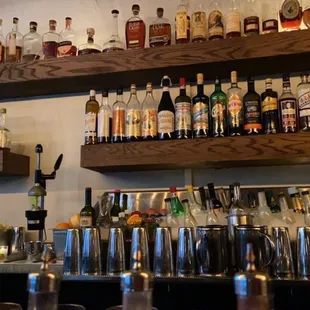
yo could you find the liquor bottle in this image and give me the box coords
[191,3,207,43]
[158,76,175,140]
[98,90,112,143]
[78,28,101,55]
[22,22,42,61]
[301,190,310,225]
[297,74,310,132]
[186,185,204,215]
[227,71,243,136]
[192,73,209,138]
[279,0,302,31]
[207,183,223,214]
[121,194,128,213]
[243,0,260,36]
[288,187,304,213]
[175,0,190,44]
[182,199,197,227]
[261,79,279,134]
[169,187,184,217]
[198,187,207,210]
[149,8,171,47]
[165,198,179,227]
[42,20,59,59]
[112,88,126,143]
[257,191,272,225]
[126,4,146,49]
[262,0,279,34]
[111,189,122,218]
[58,17,77,57]
[175,78,192,139]
[279,73,297,133]
[126,84,142,142]
[5,17,22,63]
[303,4,310,28]
[0,108,12,149]
[210,77,227,137]
[266,191,281,213]
[102,10,126,52]
[80,187,96,227]
[0,19,4,63]
[243,77,262,135]
[208,0,224,40]
[278,192,296,225]
[85,90,99,145]
[229,182,245,215]
[142,82,158,140]
[226,0,241,38]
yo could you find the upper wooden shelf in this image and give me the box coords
[1,29,310,99]
[81,133,310,172]
[0,148,30,176]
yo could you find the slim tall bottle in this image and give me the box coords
[85,90,99,145]
[42,20,59,59]
[158,76,175,140]
[5,17,22,63]
[126,84,142,141]
[112,88,126,143]
[207,183,223,214]
[226,0,241,38]
[279,73,297,133]
[0,19,4,63]
[297,74,310,132]
[191,3,207,43]
[192,73,209,138]
[142,83,158,140]
[110,189,121,218]
[227,71,243,136]
[208,0,224,40]
[175,78,192,139]
[210,77,227,137]
[98,90,112,143]
[175,0,190,44]
[170,186,184,217]
[80,187,96,227]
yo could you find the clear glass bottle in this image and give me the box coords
[226,0,241,38]
[206,198,220,224]
[112,88,126,143]
[0,108,12,149]
[288,187,304,213]
[0,19,5,63]
[182,199,197,227]
[208,0,224,40]
[103,10,126,52]
[279,0,302,31]
[243,0,260,36]
[58,17,77,57]
[229,183,245,215]
[191,3,207,43]
[42,20,59,59]
[78,28,101,55]
[142,82,158,140]
[169,186,184,217]
[186,186,204,215]
[257,191,272,225]
[262,0,279,33]
[126,4,146,49]
[165,198,179,227]
[98,90,112,144]
[149,8,171,47]
[126,84,142,142]
[278,192,295,225]
[85,90,99,145]
[22,21,42,61]
[5,17,22,63]
[175,0,190,44]
[297,74,310,132]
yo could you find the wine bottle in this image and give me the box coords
[80,187,96,227]
[85,89,99,145]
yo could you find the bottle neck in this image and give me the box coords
[179,87,186,96]
[303,193,310,206]
[0,25,3,36]
[87,36,94,44]
[187,191,197,204]
[233,185,241,202]
[117,94,123,102]
[165,201,172,213]
[85,191,92,206]
[266,83,272,90]
[114,193,120,205]
[0,113,6,128]
[111,15,120,40]
[133,10,140,16]
[279,195,289,211]
[66,20,71,30]
[248,81,255,92]
[231,81,238,88]
[197,84,204,94]
[183,202,190,215]
[12,23,18,33]
[215,83,221,92]
[283,81,291,93]
[90,95,95,101]
[101,96,109,107]
[49,25,56,32]
[208,186,216,199]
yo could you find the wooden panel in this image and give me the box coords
[0,148,30,176]
[1,30,310,99]
[80,133,310,172]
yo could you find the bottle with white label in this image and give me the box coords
[175,0,190,44]
[98,90,112,143]
[191,3,207,42]
[226,0,241,38]
[243,0,260,36]
[208,0,224,40]
[142,83,158,140]
[297,74,310,132]
[175,78,192,139]
[158,76,175,140]
[80,187,96,227]
[126,84,142,142]
[85,90,99,145]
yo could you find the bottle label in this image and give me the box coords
[244,100,262,130]
[112,109,125,137]
[192,12,207,39]
[126,109,141,137]
[158,110,174,133]
[57,41,77,57]
[226,12,241,34]
[43,41,58,58]
[85,112,97,137]
[244,16,259,34]
[127,21,143,48]
[262,96,278,113]
[281,0,301,19]
[142,109,157,137]
[298,88,310,117]
[176,11,188,39]
[211,98,226,135]
[280,99,297,127]
[98,110,110,138]
[208,10,224,38]
[149,23,171,46]
[228,94,243,127]
[9,33,16,56]
[193,102,209,130]
[175,102,191,131]
[80,216,92,227]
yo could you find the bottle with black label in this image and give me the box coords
[261,79,279,134]
[279,73,297,133]
[98,90,112,143]
[175,78,192,139]
[297,74,310,132]
[192,73,209,138]
[158,76,175,140]
[243,77,262,135]
[80,187,96,227]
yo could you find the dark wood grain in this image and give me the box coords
[0,148,30,176]
[1,30,310,99]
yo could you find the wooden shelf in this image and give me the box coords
[80,133,310,172]
[0,148,30,176]
[1,30,310,99]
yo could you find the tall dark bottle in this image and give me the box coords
[207,183,223,214]
[297,73,310,132]
[80,187,96,227]
[210,77,227,137]
[175,78,192,139]
[192,73,209,138]
[243,77,262,135]
[158,75,175,140]
[110,189,121,218]
[261,78,279,134]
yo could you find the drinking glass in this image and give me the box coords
[63,229,81,276]
[107,228,125,276]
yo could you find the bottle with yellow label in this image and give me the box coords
[191,3,207,42]
[175,0,190,44]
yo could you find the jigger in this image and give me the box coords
[130,227,150,271]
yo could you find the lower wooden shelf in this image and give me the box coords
[0,148,30,176]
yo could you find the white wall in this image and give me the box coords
[0,0,309,237]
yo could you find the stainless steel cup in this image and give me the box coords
[272,226,295,279]
[130,227,150,271]
[11,227,25,253]
[63,228,81,276]
[153,227,174,277]
[226,214,254,241]
[176,227,195,277]
[107,228,125,276]
[81,227,102,276]
[297,226,310,279]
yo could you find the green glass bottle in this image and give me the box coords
[110,189,121,218]
[121,194,128,212]
[80,187,96,227]
[169,186,184,217]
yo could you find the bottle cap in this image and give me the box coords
[288,187,299,196]
[112,9,119,15]
[132,4,140,11]
[30,21,37,27]
[186,185,193,192]
[161,76,172,87]
[265,78,272,84]
[170,186,177,193]
[114,189,121,193]
[131,84,137,90]
[164,198,171,202]
[90,89,96,97]
[179,77,186,87]
[13,17,19,24]
[197,73,204,84]
[87,28,95,36]
[207,183,215,189]
[102,90,108,97]
[49,19,57,25]
[157,7,164,14]
[65,17,72,21]
[0,108,7,114]
[146,82,152,90]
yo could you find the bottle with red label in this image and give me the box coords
[112,88,126,143]
[126,4,146,49]
[58,17,77,57]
